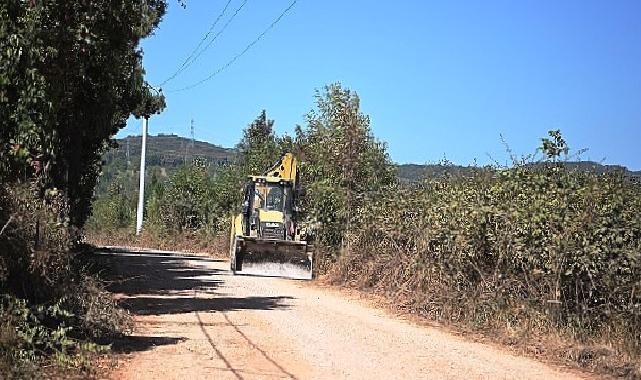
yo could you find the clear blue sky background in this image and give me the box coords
[119,0,641,169]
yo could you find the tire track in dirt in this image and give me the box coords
[220,312,298,379]
[195,311,242,379]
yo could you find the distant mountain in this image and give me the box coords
[107,134,234,168]
[96,134,236,196]
[95,134,639,196]
[559,161,641,177]
[396,164,480,182]
[397,161,641,182]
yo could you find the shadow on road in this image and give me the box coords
[93,249,294,316]
[92,252,224,296]
[107,336,186,354]
[122,295,294,315]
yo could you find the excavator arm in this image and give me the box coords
[265,153,298,183]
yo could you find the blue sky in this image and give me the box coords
[119,0,641,169]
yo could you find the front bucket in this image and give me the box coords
[235,238,312,280]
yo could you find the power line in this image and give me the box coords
[158,0,236,87]
[169,0,298,93]
[180,0,248,76]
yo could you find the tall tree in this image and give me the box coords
[0,0,166,228]
[298,83,396,248]
[237,110,281,174]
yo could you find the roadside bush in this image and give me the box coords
[86,181,136,233]
[0,184,131,378]
[326,132,641,375]
[159,159,213,231]
[1,0,167,376]
[62,275,132,340]
[297,83,396,251]
[109,110,286,241]
[86,159,237,251]
[0,293,113,379]
[0,184,72,302]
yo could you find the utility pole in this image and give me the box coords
[126,138,131,167]
[190,118,195,147]
[135,116,149,235]
[182,139,187,166]
[188,118,195,164]
[135,0,148,235]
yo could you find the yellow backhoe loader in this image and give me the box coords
[229,153,313,279]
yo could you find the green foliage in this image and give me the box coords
[85,181,136,232]
[297,83,396,248]
[88,159,239,240]
[210,163,247,218]
[101,110,288,237]
[330,131,641,366]
[1,293,112,378]
[0,0,167,227]
[0,184,72,302]
[1,183,131,377]
[1,0,167,376]
[206,109,292,223]
[0,2,50,180]
[540,129,569,161]
[237,110,282,175]
[156,159,216,232]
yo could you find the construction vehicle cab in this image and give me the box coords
[230,153,312,279]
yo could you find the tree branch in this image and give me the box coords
[0,215,14,237]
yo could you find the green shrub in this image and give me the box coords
[328,132,641,371]
[155,159,215,232]
[0,292,112,379]
[0,184,72,302]
[86,181,136,233]
[297,83,396,250]
[1,184,131,378]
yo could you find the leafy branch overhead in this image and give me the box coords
[133,85,166,119]
[1,0,168,227]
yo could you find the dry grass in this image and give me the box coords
[318,264,639,379]
[85,229,229,258]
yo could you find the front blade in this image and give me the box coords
[237,239,312,280]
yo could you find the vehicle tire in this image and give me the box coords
[235,245,243,271]
[231,237,243,273]
[230,237,238,274]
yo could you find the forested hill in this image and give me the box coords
[97,134,235,195]
[397,161,641,182]
[107,134,234,168]
[99,134,640,195]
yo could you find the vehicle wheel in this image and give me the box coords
[231,237,243,273]
[235,246,243,271]
[230,237,238,274]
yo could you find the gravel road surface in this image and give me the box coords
[98,249,590,380]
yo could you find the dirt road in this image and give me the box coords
[99,248,588,380]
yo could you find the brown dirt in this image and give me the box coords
[98,248,597,380]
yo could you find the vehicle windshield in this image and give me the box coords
[253,183,291,212]
[264,184,283,211]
